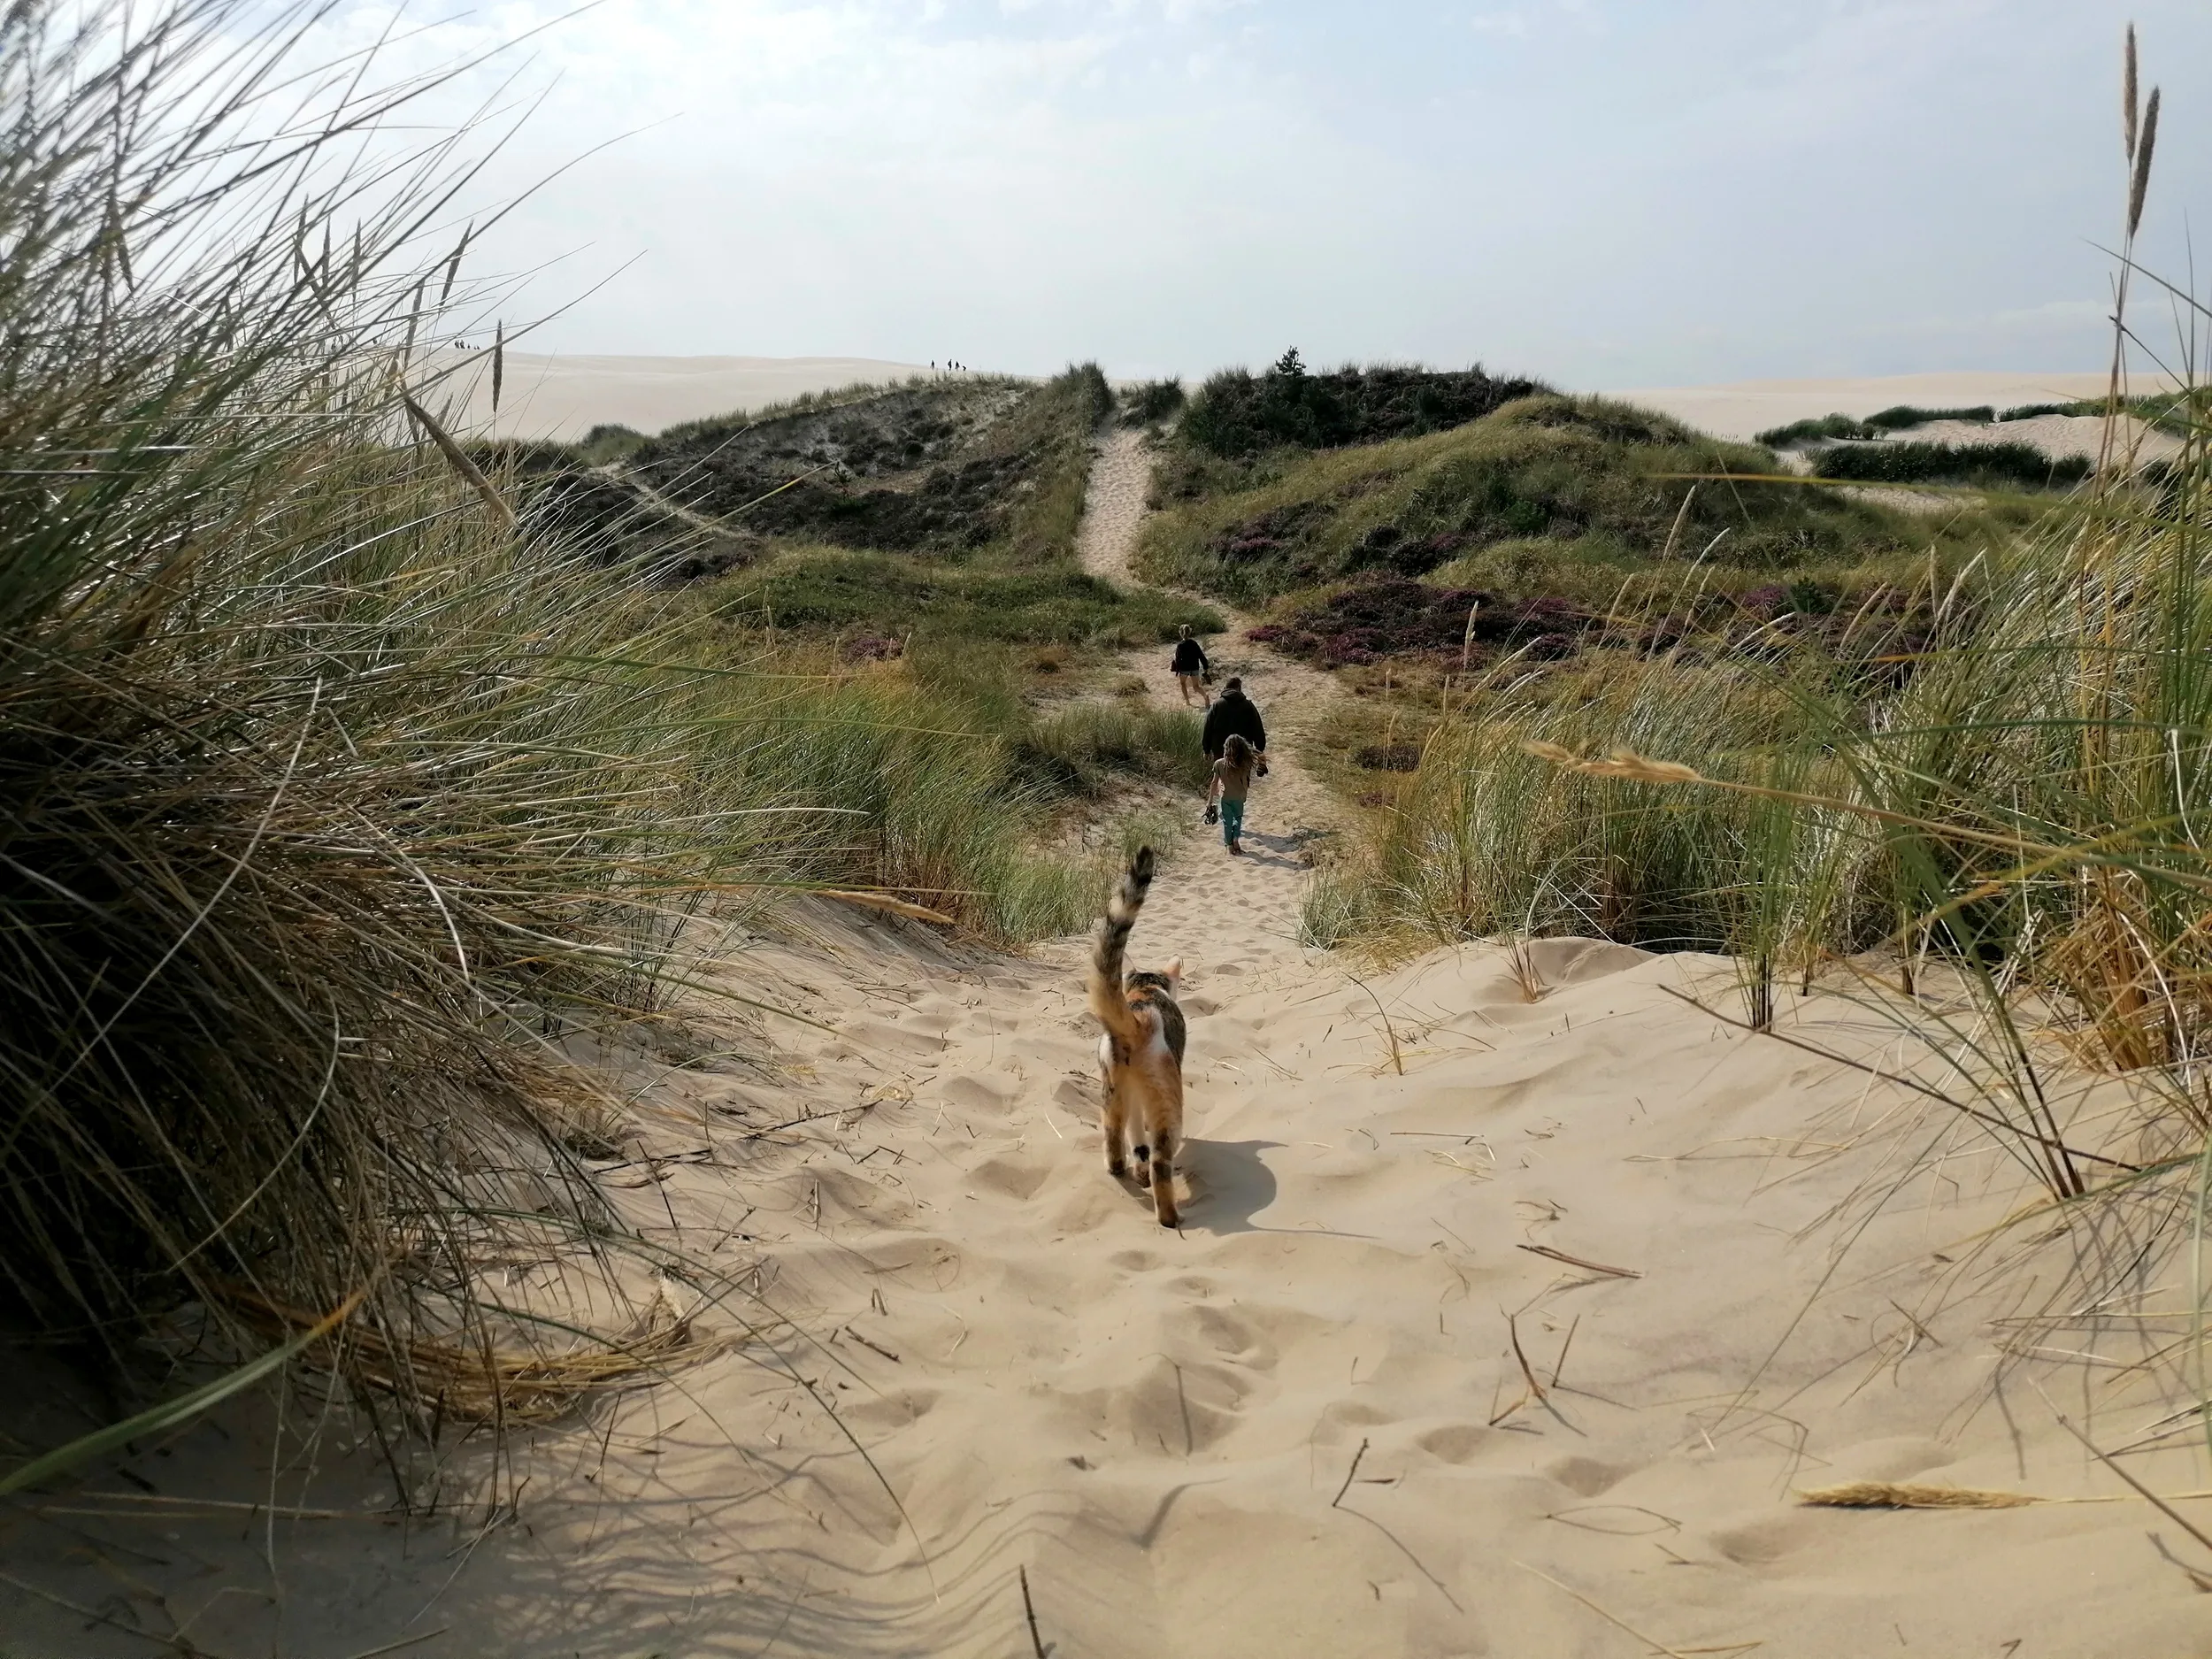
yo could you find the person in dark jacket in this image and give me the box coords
[1170,626,1211,707]
[1201,677,1267,761]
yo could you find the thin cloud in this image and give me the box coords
[319,0,2212,385]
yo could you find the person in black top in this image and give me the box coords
[1170,626,1211,707]
[1201,676,1267,762]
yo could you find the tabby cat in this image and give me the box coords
[1087,847,1187,1226]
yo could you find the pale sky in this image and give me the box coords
[329,1,2212,387]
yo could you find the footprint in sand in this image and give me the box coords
[970,1153,1051,1202]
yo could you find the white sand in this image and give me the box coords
[433,357,2162,450]
[1603,371,2151,443]
[420,350,941,442]
[6,436,2210,1657]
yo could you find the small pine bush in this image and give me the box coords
[1179,354,1549,457]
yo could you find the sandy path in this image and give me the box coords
[11,439,2210,1656]
[1075,426,1345,872]
[55,918,2200,1659]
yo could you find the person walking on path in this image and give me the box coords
[1206,733,1259,856]
[1201,676,1267,763]
[1171,626,1211,707]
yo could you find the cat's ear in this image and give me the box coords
[1163,956,1183,987]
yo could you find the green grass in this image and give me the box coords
[1137,392,2002,612]
[1121,378,1187,426]
[1022,698,1209,794]
[733,545,1221,648]
[681,642,1201,941]
[1811,440,2091,489]
[0,0,1179,1463]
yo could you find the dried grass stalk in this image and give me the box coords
[1797,1482,2039,1510]
[2129,85,2160,238]
[2124,23,2139,162]
[220,1283,724,1425]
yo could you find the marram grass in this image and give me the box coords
[0,0,1143,1463]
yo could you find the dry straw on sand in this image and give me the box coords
[1798,1482,2041,1510]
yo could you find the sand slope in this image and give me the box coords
[419,351,939,442]
[1602,371,2149,443]
[6,437,2211,1658]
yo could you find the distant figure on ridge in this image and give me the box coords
[1171,626,1211,707]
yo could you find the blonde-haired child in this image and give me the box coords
[1207,733,1257,856]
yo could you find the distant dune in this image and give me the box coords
[1603,370,2149,442]
[426,358,2169,449]
[421,351,940,442]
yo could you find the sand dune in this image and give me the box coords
[7,431,2209,1659]
[1603,370,2150,442]
[425,355,2159,450]
[21,895,2203,1654]
[419,350,941,442]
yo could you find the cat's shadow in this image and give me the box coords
[1181,1138,1283,1233]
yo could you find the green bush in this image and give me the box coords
[1864,403,1994,429]
[1761,407,2000,446]
[1123,378,1187,426]
[1756,412,1879,446]
[1812,440,2090,488]
[1179,350,1549,457]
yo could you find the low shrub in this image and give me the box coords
[575,423,649,464]
[1179,349,1549,458]
[1247,578,1593,668]
[1760,407,1998,446]
[1122,379,1187,426]
[1755,412,1878,446]
[1812,441,2091,488]
[1864,403,1995,429]
[627,367,1110,562]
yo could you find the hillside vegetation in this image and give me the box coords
[1296,29,2212,1437]
[1136,383,2016,655]
[1177,349,1548,458]
[0,0,1202,1473]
